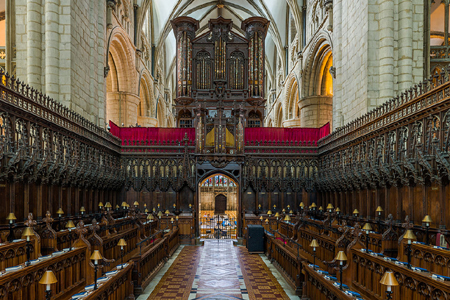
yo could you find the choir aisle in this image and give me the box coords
[137,240,297,300]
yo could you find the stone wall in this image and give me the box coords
[266,0,425,131]
[333,0,424,129]
[15,0,107,125]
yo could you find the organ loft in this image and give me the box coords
[171,16,269,156]
[1,1,450,300]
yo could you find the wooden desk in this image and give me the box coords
[84,262,134,300]
[351,249,450,300]
[303,262,358,300]
[0,247,87,300]
[0,239,37,271]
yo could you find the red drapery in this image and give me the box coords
[110,121,330,144]
[109,121,196,143]
[244,122,330,143]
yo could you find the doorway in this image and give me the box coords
[199,174,238,239]
[215,194,227,214]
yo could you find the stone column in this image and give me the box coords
[27,0,42,89]
[5,0,14,73]
[332,0,341,129]
[298,96,332,127]
[398,0,413,91]
[107,92,140,126]
[45,0,60,99]
[379,0,395,104]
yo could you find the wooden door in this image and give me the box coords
[215,194,227,214]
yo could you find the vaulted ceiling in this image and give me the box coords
[146,0,303,88]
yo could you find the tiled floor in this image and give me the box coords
[138,240,298,300]
[190,240,246,299]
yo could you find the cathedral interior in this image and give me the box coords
[0,0,449,299]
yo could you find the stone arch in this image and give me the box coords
[275,104,284,127]
[167,115,175,128]
[157,98,166,127]
[137,71,158,127]
[106,29,136,93]
[282,75,301,127]
[298,31,333,128]
[303,31,333,98]
[106,28,139,127]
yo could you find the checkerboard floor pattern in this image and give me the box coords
[237,247,290,300]
[147,246,202,300]
[146,241,290,300]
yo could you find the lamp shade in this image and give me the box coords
[6,213,17,221]
[147,214,154,220]
[176,216,179,221]
[39,270,58,285]
[336,207,341,213]
[56,208,64,215]
[267,210,273,215]
[362,223,372,232]
[170,218,174,222]
[117,238,127,247]
[145,208,149,213]
[80,206,86,212]
[90,250,103,261]
[275,212,280,218]
[284,215,291,222]
[335,251,347,261]
[116,205,120,209]
[380,270,398,287]
[376,206,384,213]
[326,203,334,210]
[65,220,75,229]
[134,201,139,206]
[165,210,170,214]
[353,209,359,215]
[300,202,305,208]
[105,202,112,208]
[265,219,269,223]
[319,206,323,211]
[125,203,130,208]
[157,211,163,217]
[259,216,263,221]
[98,202,104,207]
[310,239,319,248]
[403,229,417,240]
[282,208,286,213]
[422,215,432,224]
[22,227,34,237]
[311,203,317,208]
[121,202,127,207]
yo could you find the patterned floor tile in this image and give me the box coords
[146,240,293,300]
[146,246,202,300]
